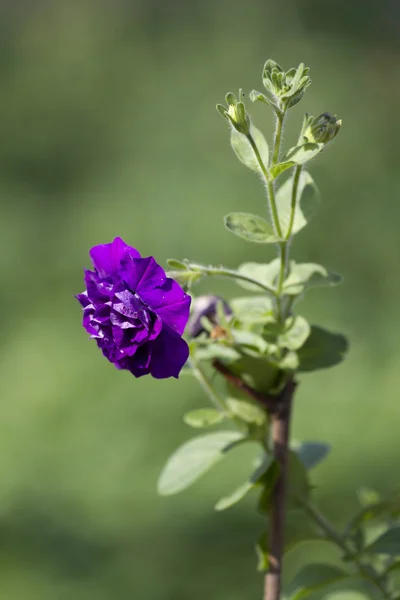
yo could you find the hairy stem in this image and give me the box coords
[271,113,284,166]
[296,497,393,599]
[186,262,277,295]
[247,133,283,239]
[285,165,302,241]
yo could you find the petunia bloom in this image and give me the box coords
[76,237,191,379]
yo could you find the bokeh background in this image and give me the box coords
[0,0,399,598]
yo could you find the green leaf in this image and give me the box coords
[365,527,400,556]
[258,460,281,514]
[230,296,274,324]
[292,441,331,470]
[274,171,320,237]
[297,326,349,372]
[183,408,224,428]
[232,330,270,355]
[166,258,188,270]
[278,316,311,351]
[270,161,296,180]
[215,456,271,511]
[284,514,322,554]
[226,397,266,425]
[276,351,299,371]
[194,344,241,363]
[287,450,310,505]
[255,532,269,571]
[357,487,381,508]
[237,260,280,291]
[287,564,350,600]
[224,212,282,243]
[284,142,323,165]
[157,431,245,495]
[230,126,269,172]
[283,262,342,295]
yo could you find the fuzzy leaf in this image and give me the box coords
[287,564,350,600]
[270,161,296,180]
[283,262,342,295]
[237,260,280,291]
[297,326,348,372]
[278,316,311,351]
[284,142,323,165]
[183,409,224,428]
[157,431,245,495]
[226,397,266,425]
[215,456,271,511]
[292,441,331,470]
[230,296,274,324]
[365,527,400,556]
[224,212,282,243]
[230,126,269,171]
[273,171,320,237]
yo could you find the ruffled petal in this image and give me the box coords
[120,255,167,295]
[149,325,189,379]
[148,279,191,335]
[90,237,141,278]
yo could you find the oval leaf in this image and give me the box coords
[215,455,272,512]
[283,262,342,295]
[230,126,269,172]
[284,142,323,165]
[292,441,331,470]
[226,397,266,425]
[231,296,274,324]
[274,171,320,237]
[157,431,244,496]
[224,212,281,243]
[183,408,224,428]
[297,326,349,372]
[288,564,350,600]
[270,161,296,180]
[278,316,311,351]
[366,526,400,556]
[237,260,280,291]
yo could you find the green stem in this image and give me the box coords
[285,165,302,241]
[271,113,284,166]
[247,134,283,239]
[296,497,393,599]
[189,358,227,413]
[187,263,277,296]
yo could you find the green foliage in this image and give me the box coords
[283,262,342,295]
[277,316,311,351]
[292,441,331,470]
[273,171,320,237]
[283,142,323,165]
[257,460,281,514]
[157,431,245,496]
[287,564,350,600]
[225,397,266,425]
[236,260,280,291]
[215,455,272,511]
[183,408,224,428]
[224,212,282,243]
[365,527,400,556]
[297,326,349,371]
[230,126,269,171]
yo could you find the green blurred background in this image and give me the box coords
[0,0,399,598]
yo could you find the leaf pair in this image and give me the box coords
[224,171,319,243]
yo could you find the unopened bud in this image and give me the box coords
[304,113,342,144]
[187,295,232,338]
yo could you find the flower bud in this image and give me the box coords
[304,113,342,144]
[261,59,311,111]
[216,90,250,135]
[187,295,232,338]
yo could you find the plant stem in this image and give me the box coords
[271,113,284,166]
[247,134,283,239]
[285,165,302,241]
[264,379,296,600]
[296,497,393,599]
[189,358,227,413]
[187,262,277,295]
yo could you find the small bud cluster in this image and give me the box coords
[216,90,250,135]
[303,113,342,145]
[262,59,311,110]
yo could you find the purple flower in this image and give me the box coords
[76,237,191,379]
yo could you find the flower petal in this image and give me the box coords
[121,255,166,294]
[149,325,189,379]
[90,237,141,278]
